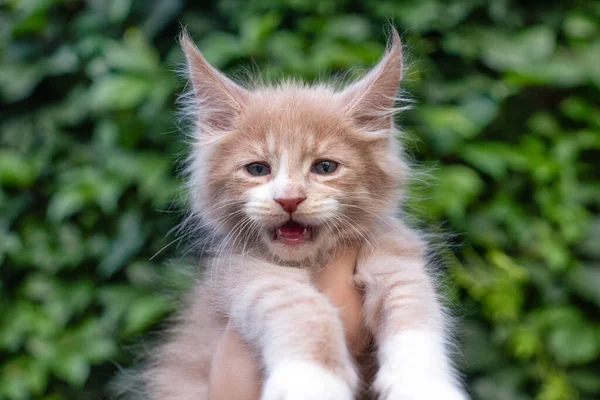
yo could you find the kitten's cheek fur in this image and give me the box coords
[261,361,355,400]
[374,330,468,400]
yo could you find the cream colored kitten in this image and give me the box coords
[136,29,468,400]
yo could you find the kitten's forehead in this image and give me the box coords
[239,86,349,151]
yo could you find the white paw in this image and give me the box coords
[261,361,354,400]
[374,367,468,400]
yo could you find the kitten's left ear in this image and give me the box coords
[341,28,403,132]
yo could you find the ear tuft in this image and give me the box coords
[180,29,248,133]
[341,27,403,132]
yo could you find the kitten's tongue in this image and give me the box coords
[277,221,310,244]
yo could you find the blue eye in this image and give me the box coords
[312,160,338,175]
[246,163,271,176]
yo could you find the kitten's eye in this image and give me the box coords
[246,163,271,176]
[312,160,338,175]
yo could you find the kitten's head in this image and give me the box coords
[181,29,408,264]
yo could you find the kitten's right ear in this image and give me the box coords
[180,30,248,133]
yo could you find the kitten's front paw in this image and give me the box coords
[261,361,355,400]
[374,368,467,400]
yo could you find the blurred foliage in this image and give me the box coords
[1,0,599,399]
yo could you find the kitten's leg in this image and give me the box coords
[216,263,358,400]
[141,290,222,400]
[358,229,468,400]
[209,324,262,400]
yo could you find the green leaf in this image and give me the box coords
[199,32,243,66]
[98,212,146,277]
[89,75,151,111]
[462,322,504,372]
[569,369,600,394]
[123,295,172,336]
[0,356,49,399]
[567,264,600,307]
[240,13,281,54]
[421,165,484,219]
[104,29,160,73]
[51,353,89,387]
[482,26,555,71]
[471,368,529,400]
[547,319,599,365]
[563,13,598,39]
[323,15,371,41]
[0,150,38,188]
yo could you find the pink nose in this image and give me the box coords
[275,196,306,213]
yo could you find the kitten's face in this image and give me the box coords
[202,89,400,261]
[182,31,405,263]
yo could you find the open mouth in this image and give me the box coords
[273,220,312,245]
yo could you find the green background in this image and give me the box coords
[1,0,599,399]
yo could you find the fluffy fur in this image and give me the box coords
[126,28,469,400]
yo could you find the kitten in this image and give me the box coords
[137,28,468,400]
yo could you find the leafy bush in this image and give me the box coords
[1,1,599,399]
